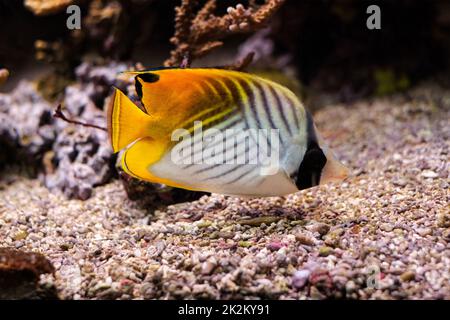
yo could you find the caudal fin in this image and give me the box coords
[107,88,154,153]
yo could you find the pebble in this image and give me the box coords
[292,269,311,289]
[421,170,439,179]
[306,222,331,236]
[400,271,416,282]
[267,242,283,251]
[13,230,28,241]
[201,259,217,275]
[417,228,432,237]
[345,280,357,293]
[380,223,394,232]
[295,233,315,246]
[318,246,333,257]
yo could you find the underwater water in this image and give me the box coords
[0,0,449,301]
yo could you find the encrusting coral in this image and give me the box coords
[165,0,285,67]
[0,62,130,199]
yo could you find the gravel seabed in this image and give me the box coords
[0,89,449,299]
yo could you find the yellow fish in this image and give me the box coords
[107,68,348,197]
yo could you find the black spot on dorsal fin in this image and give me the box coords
[134,73,160,100]
[136,73,160,83]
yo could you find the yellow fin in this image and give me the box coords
[107,88,155,153]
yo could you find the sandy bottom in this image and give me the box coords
[0,87,449,299]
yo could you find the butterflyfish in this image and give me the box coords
[107,68,348,197]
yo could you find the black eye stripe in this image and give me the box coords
[295,142,327,190]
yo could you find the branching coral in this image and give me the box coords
[165,0,286,67]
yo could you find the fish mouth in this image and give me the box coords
[319,159,349,186]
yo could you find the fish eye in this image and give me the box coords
[295,142,327,190]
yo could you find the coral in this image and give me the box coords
[165,0,286,66]
[31,0,156,68]
[236,27,292,70]
[24,0,75,16]
[0,81,57,165]
[0,62,131,199]
[42,61,131,200]
[43,86,114,200]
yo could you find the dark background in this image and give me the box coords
[1,0,449,104]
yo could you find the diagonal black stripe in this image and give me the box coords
[205,162,247,181]
[234,77,274,151]
[235,78,260,128]
[179,112,242,169]
[254,81,276,129]
[207,77,231,102]
[194,130,254,175]
[270,86,293,136]
[223,167,255,185]
[240,81,272,149]
[285,93,300,131]
[255,81,288,146]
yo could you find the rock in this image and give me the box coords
[309,286,326,299]
[42,61,131,199]
[0,62,130,199]
[0,81,56,166]
[0,248,57,299]
[119,171,207,209]
[291,269,310,289]
[43,123,115,200]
